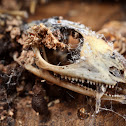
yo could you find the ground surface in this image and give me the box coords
[0,1,126,126]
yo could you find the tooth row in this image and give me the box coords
[58,74,114,88]
[77,84,94,91]
[108,85,115,88]
[105,93,121,98]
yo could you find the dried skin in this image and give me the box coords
[22,23,66,50]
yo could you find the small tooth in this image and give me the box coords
[106,85,108,88]
[99,82,101,86]
[87,80,89,83]
[75,78,78,81]
[54,73,57,76]
[68,77,71,80]
[65,76,67,79]
[72,78,74,81]
[101,85,106,92]
[93,82,96,85]
[112,85,114,88]
[79,79,82,82]
[81,84,83,87]
[115,95,118,97]
[82,80,84,83]
[116,95,120,97]
[61,75,64,79]
[90,81,92,85]
[109,85,111,88]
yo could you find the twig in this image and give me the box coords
[0,9,28,18]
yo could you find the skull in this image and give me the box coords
[14,17,126,104]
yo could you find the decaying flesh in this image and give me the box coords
[14,17,126,104]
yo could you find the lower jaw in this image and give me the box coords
[13,52,126,104]
[49,72,126,103]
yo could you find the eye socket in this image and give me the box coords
[109,66,124,77]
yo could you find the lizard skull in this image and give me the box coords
[14,17,126,104]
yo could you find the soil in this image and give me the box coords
[0,1,126,126]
